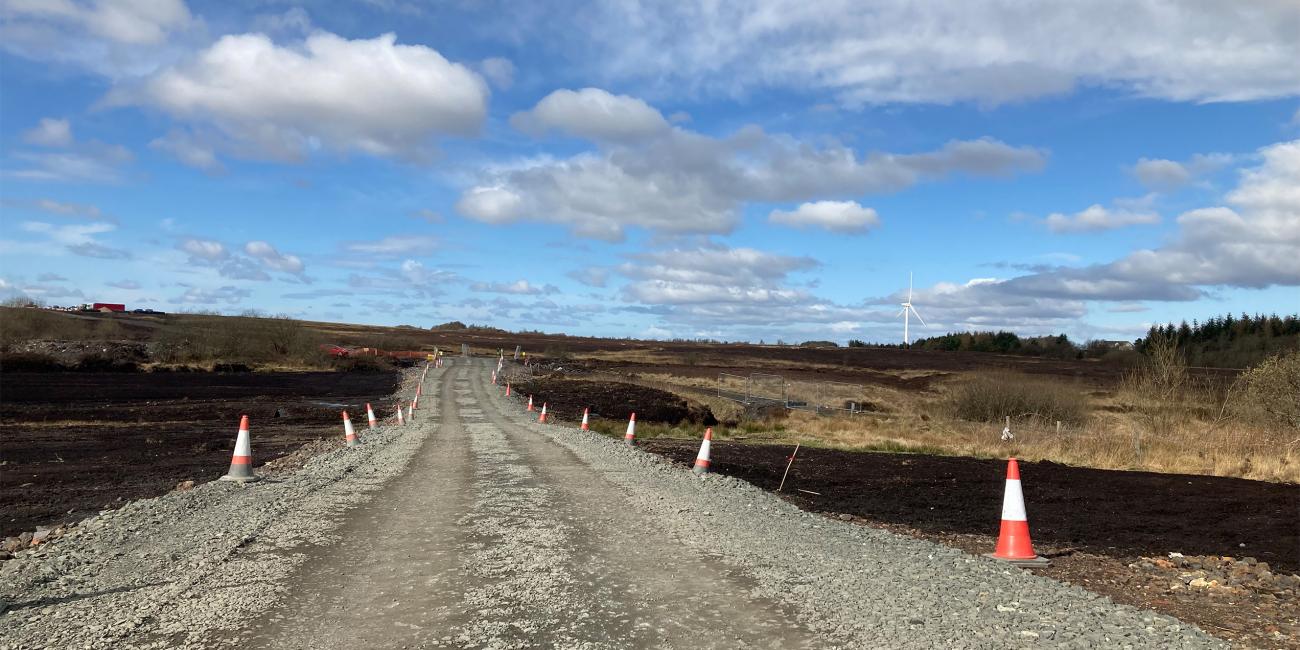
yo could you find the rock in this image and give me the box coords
[175,480,195,492]
[1189,577,1209,588]
[838,514,854,521]
[2,536,22,552]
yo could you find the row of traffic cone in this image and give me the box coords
[503,374,1046,568]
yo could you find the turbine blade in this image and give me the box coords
[910,305,927,326]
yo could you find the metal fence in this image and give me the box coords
[717,372,884,417]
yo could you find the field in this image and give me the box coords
[0,370,400,537]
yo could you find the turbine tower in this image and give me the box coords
[898,272,926,346]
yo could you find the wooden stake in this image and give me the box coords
[778,443,800,492]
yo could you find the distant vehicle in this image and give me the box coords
[131,308,166,314]
[319,344,350,357]
[92,302,126,312]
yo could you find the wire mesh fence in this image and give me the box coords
[717,372,884,417]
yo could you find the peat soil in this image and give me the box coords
[506,377,716,425]
[0,370,401,538]
[640,440,1300,649]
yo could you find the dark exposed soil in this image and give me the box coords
[638,440,1300,573]
[0,371,401,538]
[506,377,716,425]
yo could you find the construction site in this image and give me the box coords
[1,310,1297,648]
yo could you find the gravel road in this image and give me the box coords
[0,359,1226,649]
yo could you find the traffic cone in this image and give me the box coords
[527,395,534,411]
[416,384,423,397]
[538,402,548,423]
[491,371,497,385]
[413,394,420,410]
[343,411,360,447]
[692,427,713,476]
[407,401,414,422]
[366,403,377,429]
[985,458,1049,567]
[580,408,589,431]
[624,413,636,446]
[219,415,259,483]
[396,403,406,426]
[505,383,512,397]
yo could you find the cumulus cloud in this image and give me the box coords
[178,238,227,261]
[1043,204,1160,233]
[470,279,558,295]
[23,118,72,147]
[16,220,130,259]
[0,0,197,78]
[769,200,880,233]
[510,88,670,142]
[559,2,1300,106]
[1132,154,1234,191]
[567,267,608,288]
[244,241,304,274]
[619,245,817,308]
[478,57,514,89]
[117,32,489,163]
[150,130,224,173]
[461,96,1044,240]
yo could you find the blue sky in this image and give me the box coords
[2,1,1298,344]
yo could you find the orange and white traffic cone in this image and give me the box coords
[343,411,360,447]
[580,407,590,431]
[396,403,406,426]
[416,384,423,397]
[407,401,414,422]
[491,371,497,385]
[366,403,377,429]
[527,395,534,411]
[220,415,259,483]
[538,402,548,423]
[505,383,511,397]
[985,458,1049,567]
[624,412,636,446]
[413,394,420,410]
[692,427,713,475]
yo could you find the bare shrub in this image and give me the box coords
[1238,351,1300,429]
[944,371,1088,426]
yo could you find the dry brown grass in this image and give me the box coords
[615,352,1298,483]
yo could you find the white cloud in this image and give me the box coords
[470,279,558,295]
[6,142,134,183]
[178,238,227,261]
[478,57,514,89]
[567,267,608,288]
[169,285,250,305]
[510,88,670,142]
[118,32,489,163]
[108,279,141,290]
[619,245,817,307]
[26,198,105,220]
[23,118,72,147]
[1132,158,1191,191]
[244,241,304,274]
[563,2,1300,106]
[345,235,438,258]
[1043,204,1160,233]
[461,100,1044,240]
[0,0,197,78]
[16,220,130,259]
[150,129,224,173]
[769,200,880,233]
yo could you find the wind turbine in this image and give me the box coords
[898,272,926,346]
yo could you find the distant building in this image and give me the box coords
[1096,340,1135,350]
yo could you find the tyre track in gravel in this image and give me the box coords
[238,362,474,648]
[462,362,815,649]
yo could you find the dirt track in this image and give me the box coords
[0,371,401,537]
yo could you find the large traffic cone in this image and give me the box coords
[407,401,414,422]
[220,415,259,483]
[580,407,590,431]
[343,411,360,447]
[985,458,1049,567]
[538,402,548,423]
[396,403,406,426]
[692,427,713,475]
[366,403,377,429]
[527,395,534,411]
[505,383,511,397]
[624,412,636,446]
